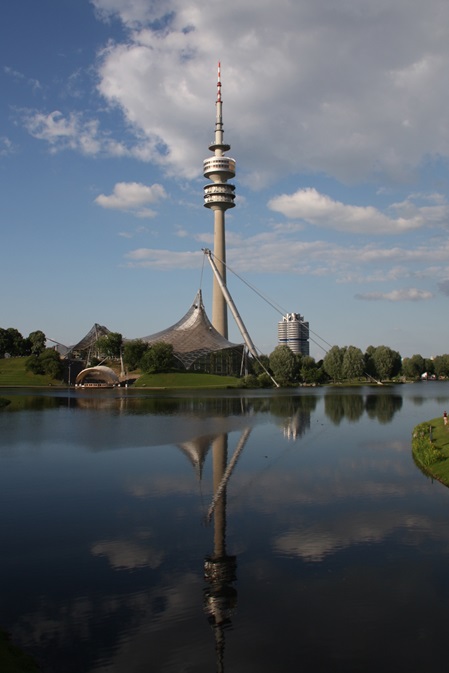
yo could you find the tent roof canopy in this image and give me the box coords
[140,290,243,369]
[68,324,111,354]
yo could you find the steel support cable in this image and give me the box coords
[225,422,332,509]
[207,250,334,355]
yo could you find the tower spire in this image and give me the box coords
[217,61,222,103]
[203,63,236,339]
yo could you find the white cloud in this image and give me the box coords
[23,110,103,155]
[91,0,168,27]
[22,109,136,157]
[86,0,449,185]
[95,181,167,217]
[0,136,15,156]
[4,65,41,91]
[355,288,434,302]
[267,187,441,234]
[13,0,449,190]
[125,247,202,269]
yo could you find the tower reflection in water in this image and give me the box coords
[196,429,251,673]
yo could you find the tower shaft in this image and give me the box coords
[212,209,227,336]
[203,62,236,339]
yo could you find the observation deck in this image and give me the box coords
[203,156,236,182]
[204,182,236,209]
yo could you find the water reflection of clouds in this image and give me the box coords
[14,573,207,672]
[273,512,435,562]
[91,535,164,571]
[124,474,201,499]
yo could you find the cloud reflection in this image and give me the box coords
[91,536,164,570]
[274,512,433,562]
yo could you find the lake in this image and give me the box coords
[1,383,449,672]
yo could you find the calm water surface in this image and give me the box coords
[1,383,449,672]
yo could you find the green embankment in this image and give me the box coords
[134,371,241,388]
[0,357,63,387]
[0,357,241,389]
[412,416,449,486]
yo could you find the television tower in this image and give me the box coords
[203,62,236,339]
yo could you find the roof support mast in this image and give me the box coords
[203,249,280,387]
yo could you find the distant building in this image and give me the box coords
[278,313,309,356]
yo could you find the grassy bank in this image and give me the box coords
[135,371,241,388]
[0,358,242,389]
[412,416,449,485]
[0,357,63,387]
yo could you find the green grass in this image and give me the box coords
[134,371,241,388]
[0,358,243,389]
[0,357,63,387]
[412,417,449,485]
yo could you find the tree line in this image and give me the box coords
[2,325,449,385]
[87,333,449,385]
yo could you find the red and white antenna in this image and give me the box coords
[217,61,222,103]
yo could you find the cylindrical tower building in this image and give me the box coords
[278,313,310,356]
[203,63,236,339]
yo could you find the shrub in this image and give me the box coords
[242,374,259,388]
[412,422,444,467]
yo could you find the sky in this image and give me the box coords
[2,0,449,359]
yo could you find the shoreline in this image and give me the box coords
[412,416,449,488]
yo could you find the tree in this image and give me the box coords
[300,355,319,384]
[27,330,46,356]
[140,342,175,373]
[372,345,402,381]
[123,339,149,371]
[25,348,63,379]
[402,354,425,380]
[433,354,449,378]
[364,345,377,380]
[0,327,25,357]
[342,346,364,380]
[424,358,435,377]
[250,354,271,376]
[323,345,345,382]
[95,332,123,359]
[242,374,259,388]
[269,345,297,384]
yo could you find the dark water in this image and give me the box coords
[1,383,449,672]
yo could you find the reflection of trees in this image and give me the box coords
[324,394,365,425]
[269,395,317,418]
[324,393,403,425]
[365,394,402,424]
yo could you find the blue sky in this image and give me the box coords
[2,0,449,359]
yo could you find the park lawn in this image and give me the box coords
[0,357,63,387]
[412,416,449,485]
[0,358,242,389]
[425,417,449,483]
[134,371,241,388]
